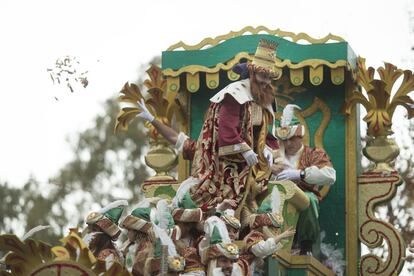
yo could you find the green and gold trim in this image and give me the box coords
[167,25,345,51]
[163,53,349,93]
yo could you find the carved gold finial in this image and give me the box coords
[345,57,412,275]
[344,57,414,171]
[116,65,182,181]
[115,65,174,137]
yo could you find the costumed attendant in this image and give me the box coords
[199,216,248,276]
[121,198,156,275]
[136,39,281,212]
[83,200,128,266]
[241,186,295,275]
[273,104,336,256]
[145,212,186,275]
[171,177,207,275]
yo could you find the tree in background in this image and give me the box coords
[0,58,161,246]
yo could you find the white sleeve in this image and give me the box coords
[250,238,283,258]
[304,166,336,186]
[174,132,189,153]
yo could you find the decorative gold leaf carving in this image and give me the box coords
[167,25,345,51]
[274,74,307,102]
[115,82,143,132]
[0,235,52,276]
[344,57,414,138]
[358,172,405,275]
[116,65,183,180]
[0,230,132,276]
[116,65,184,137]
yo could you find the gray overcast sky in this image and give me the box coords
[0,0,413,186]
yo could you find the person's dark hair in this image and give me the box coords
[89,232,115,257]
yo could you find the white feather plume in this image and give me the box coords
[204,216,231,244]
[280,104,301,127]
[99,199,128,214]
[22,225,51,240]
[152,223,178,256]
[271,187,281,213]
[155,199,171,230]
[150,208,156,224]
[172,177,199,208]
[133,197,150,209]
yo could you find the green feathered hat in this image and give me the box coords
[201,216,239,261]
[171,177,203,222]
[86,199,128,239]
[275,104,305,140]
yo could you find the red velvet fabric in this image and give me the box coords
[218,95,244,147]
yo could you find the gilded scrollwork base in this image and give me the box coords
[358,171,405,275]
[0,230,131,276]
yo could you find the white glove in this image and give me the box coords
[263,147,273,166]
[276,169,301,181]
[242,150,258,166]
[137,99,155,122]
[250,237,283,258]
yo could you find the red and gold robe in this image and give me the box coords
[187,79,278,210]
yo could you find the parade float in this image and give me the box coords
[1,26,413,276]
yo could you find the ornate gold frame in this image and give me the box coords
[167,25,345,51]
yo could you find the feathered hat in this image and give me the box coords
[86,199,128,239]
[200,216,240,263]
[171,177,203,222]
[217,209,241,230]
[275,104,304,140]
[154,199,181,240]
[145,223,186,274]
[121,198,155,234]
[252,185,284,229]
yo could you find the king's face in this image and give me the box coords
[254,72,272,88]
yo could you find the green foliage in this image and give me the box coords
[0,57,161,247]
[0,98,149,245]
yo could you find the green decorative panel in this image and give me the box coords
[162,34,357,70]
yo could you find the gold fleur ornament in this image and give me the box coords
[344,57,414,171]
[168,256,185,272]
[86,212,104,224]
[222,243,239,256]
[344,57,414,137]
